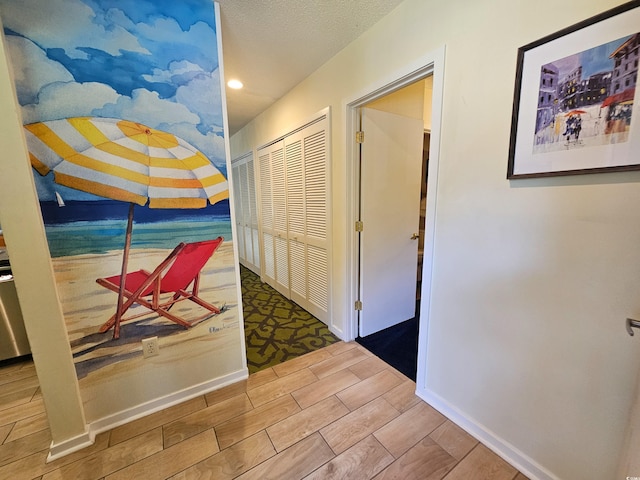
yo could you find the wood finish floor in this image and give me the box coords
[0,342,530,479]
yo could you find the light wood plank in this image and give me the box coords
[104,429,219,480]
[5,412,49,443]
[337,369,403,411]
[0,424,11,444]
[442,444,518,480]
[267,395,349,452]
[215,394,300,449]
[236,432,334,480]
[374,401,446,458]
[429,420,478,461]
[247,368,317,408]
[292,368,360,410]
[43,428,163,480]
[0,397,45,427]
[109,396,206,446]
[246,367,278,390]
[0,428,51,467]
[0,449,49,479]
[348,355,390,380]
[169,431,275,480]
[325,341,361,356]
[0,363,37,387]
[305,435,394,480]
[0,386,39,412]
[320,396,400,454]
[382,380,421,413]
[272,349,333,378]
[308,347,370,379]
[514,473,530,480]
[205,379,248,406]
[374,436,457,480]
[163,393,253,448]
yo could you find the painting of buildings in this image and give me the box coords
[533,32,638,153]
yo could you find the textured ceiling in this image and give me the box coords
[216,0,404,135]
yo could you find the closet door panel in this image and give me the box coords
[258,147,276,287]
[263,232,275,281]
[247,157,260,272]
[285,140,305,238]
[271,145,289,295]
[307,244,329,315]
[231,163,246,262]
[274,234,289,294]
[304,129,327,242]
[289,238,306,303]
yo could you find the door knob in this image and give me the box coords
[410,233,419,240]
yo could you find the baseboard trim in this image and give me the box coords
[47,429,95,462]
[416,387,559,480]
[48,368,248,461]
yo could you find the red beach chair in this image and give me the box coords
[96,237,224,338]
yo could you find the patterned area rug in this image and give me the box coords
[240,265,339,373]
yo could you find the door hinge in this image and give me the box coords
[355,300,363,311]
[355,131,364,143]
[355,221,363,232]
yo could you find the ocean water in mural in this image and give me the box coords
[0,0,240,380]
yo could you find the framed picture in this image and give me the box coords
[507,1,640,179]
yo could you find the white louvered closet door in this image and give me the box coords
[285,118,329,322]
[271,145,290,297]
[256,111,331,324]
[238,162,252,266]
[246,156,260,272]
[257,141,284,291]
[303,121,329,321]
[231,162,245,263]
[231,153,260,274]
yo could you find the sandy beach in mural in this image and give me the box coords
[51,242,241,384]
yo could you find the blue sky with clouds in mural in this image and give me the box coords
[0,0,226,201]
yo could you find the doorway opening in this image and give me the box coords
[355,124,431,381]
[346,48,444,387]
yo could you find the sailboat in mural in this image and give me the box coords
[54,191,65,207]
[25,116,230,339]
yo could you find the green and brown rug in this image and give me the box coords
[240,265,339,373]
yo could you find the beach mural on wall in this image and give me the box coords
[0,0,241,380]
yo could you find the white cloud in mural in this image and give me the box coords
[93,88,200,128]
[175,69,223,131]
[164,122,227,167]
[0,0,149,59]
[135,17,215,51]
[21,81,121,124]
[5,35,74,105]
[142,60,203,83]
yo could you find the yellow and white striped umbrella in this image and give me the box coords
[25,117,228,208]
[24,116,229,339]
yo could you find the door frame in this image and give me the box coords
[345,45,445,391]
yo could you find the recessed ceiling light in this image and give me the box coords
[227,79,243,89]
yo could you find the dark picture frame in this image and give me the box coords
[507,1,640,179]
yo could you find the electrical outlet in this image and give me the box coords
[142,336,159,358]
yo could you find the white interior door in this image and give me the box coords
[359,107,424,336]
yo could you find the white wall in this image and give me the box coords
[229,0,640,478]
